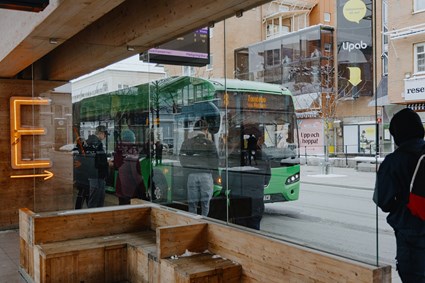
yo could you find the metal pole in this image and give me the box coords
[345,145,348,166]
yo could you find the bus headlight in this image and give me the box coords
[285,173,300,185]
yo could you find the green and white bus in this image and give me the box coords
[73,76,300,211]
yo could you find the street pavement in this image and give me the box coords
[300,164,402,283]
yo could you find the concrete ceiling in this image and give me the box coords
[0,0,270,83]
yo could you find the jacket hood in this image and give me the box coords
[390,108,424,146]
[86,134,100,146]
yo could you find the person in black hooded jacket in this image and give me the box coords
[374,108,425,282]
[86,125,109,208]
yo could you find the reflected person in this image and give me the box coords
[114,129,145,205]
[74,137,89,209]
[155,140,163,166]
[86,125,109,208]
[179,119,219,216]
[224,130,271,230]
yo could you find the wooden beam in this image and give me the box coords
[19,208,35,244]
[206,223,392,283]
[0,0,125,78]
[0,79,65,95]
[32,206,151,244]
[42,0,270,81]
[157,223,208,259]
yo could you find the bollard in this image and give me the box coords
[345,145,348,166]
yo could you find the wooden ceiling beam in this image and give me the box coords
[0,0,125,78]
[40,0,270,81]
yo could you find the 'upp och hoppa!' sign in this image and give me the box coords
[298,119,324,155]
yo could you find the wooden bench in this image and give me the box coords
[19,205,241,283]
[20,203,391,283]
[19,205,154,282]
[160,253,242,283]
[35,231,156,282]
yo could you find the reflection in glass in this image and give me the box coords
[238,25,334,111]
[72,76,300,226]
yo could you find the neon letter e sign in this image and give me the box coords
[10,97,52,169]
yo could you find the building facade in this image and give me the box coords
[165,0,385,157]
[386,1,425,107]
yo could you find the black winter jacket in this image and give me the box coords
[374,138,425,234]
[179,132,219,179]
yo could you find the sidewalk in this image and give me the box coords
[301,164,377,190]
[0,229,25,283]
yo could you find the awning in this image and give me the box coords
[293,92,320,110]
[384,23,425,40]
[296,111,320,119]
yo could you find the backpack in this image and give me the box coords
[408,153,425,221]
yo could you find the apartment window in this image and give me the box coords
[414,42,425,73]
[414,0,425,12]
[265,17,289,39]
[382,52,388,75]
[324,13,331,22]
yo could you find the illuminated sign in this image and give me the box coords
[10,170,54,180]
[247,95,267,109]
[223,92,229,107]
[141,28,210,67]
[0,0,49,12]
[10,97,52,170]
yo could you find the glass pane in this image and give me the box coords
[64,2,382,272]
[415,0,425,11]
[418,54,425,72]
[222,89,300,230]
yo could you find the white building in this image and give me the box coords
[71,55,166,103]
